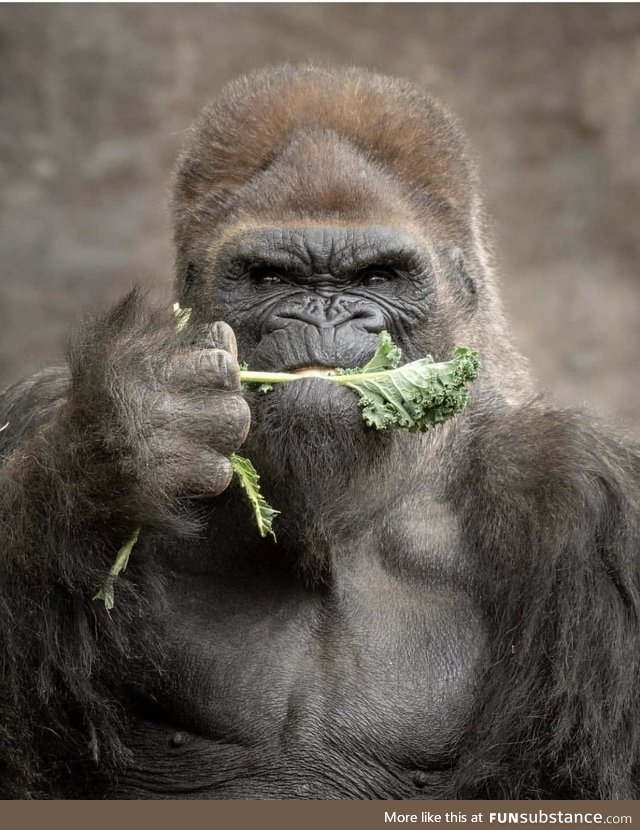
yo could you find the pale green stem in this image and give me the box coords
[239,371,300,384]
[239,370,391,385]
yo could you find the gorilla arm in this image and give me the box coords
[0,291,249,797]
[449,405,640,799]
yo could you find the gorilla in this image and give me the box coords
[1,64,639,800]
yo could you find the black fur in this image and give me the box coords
[450,405,640,798]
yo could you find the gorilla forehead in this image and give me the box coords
[216,224,432,282]
[172,65,475,234]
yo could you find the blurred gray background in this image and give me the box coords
[1,3,639,434]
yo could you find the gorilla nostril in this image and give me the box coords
[353,308,386,333]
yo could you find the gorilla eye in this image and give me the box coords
[359,267,397,287]
[248,266,286,285]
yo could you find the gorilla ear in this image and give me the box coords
[445,246,477,306]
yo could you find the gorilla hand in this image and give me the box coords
[66,291,251,528]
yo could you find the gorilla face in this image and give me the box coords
[181,204,483,539]
[224,225,433,407]
[201,223,440,542]
[217,224,433,367]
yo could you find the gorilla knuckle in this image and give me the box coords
[208,393,251,454]
[205,348,241,391]
[165,348,241,392]
[148,440,233,498]
[152,389,250,456]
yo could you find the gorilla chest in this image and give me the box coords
[125,509,485,798]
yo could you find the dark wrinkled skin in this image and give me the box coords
[1,65,640,800]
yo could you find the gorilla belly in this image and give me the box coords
[115,528,485,800]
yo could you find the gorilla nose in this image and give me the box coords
[265,296,385,333]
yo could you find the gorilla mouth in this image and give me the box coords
[245,326,379,380]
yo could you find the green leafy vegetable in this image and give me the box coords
[239,331,479,433]
[336,347,478,431]
[173,301,191,331]
[93,526,140,612]
[229,453,280,540]
[333,329,402,375]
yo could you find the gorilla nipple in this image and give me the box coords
[169,731,189,748]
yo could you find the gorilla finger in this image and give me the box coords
[155,446,234,498]
[200,395,251,455]
[156,392,250,453]
[201,321,238,360]
[182,452,234,498]
[186,393,251,455]
[166,348,241,392]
